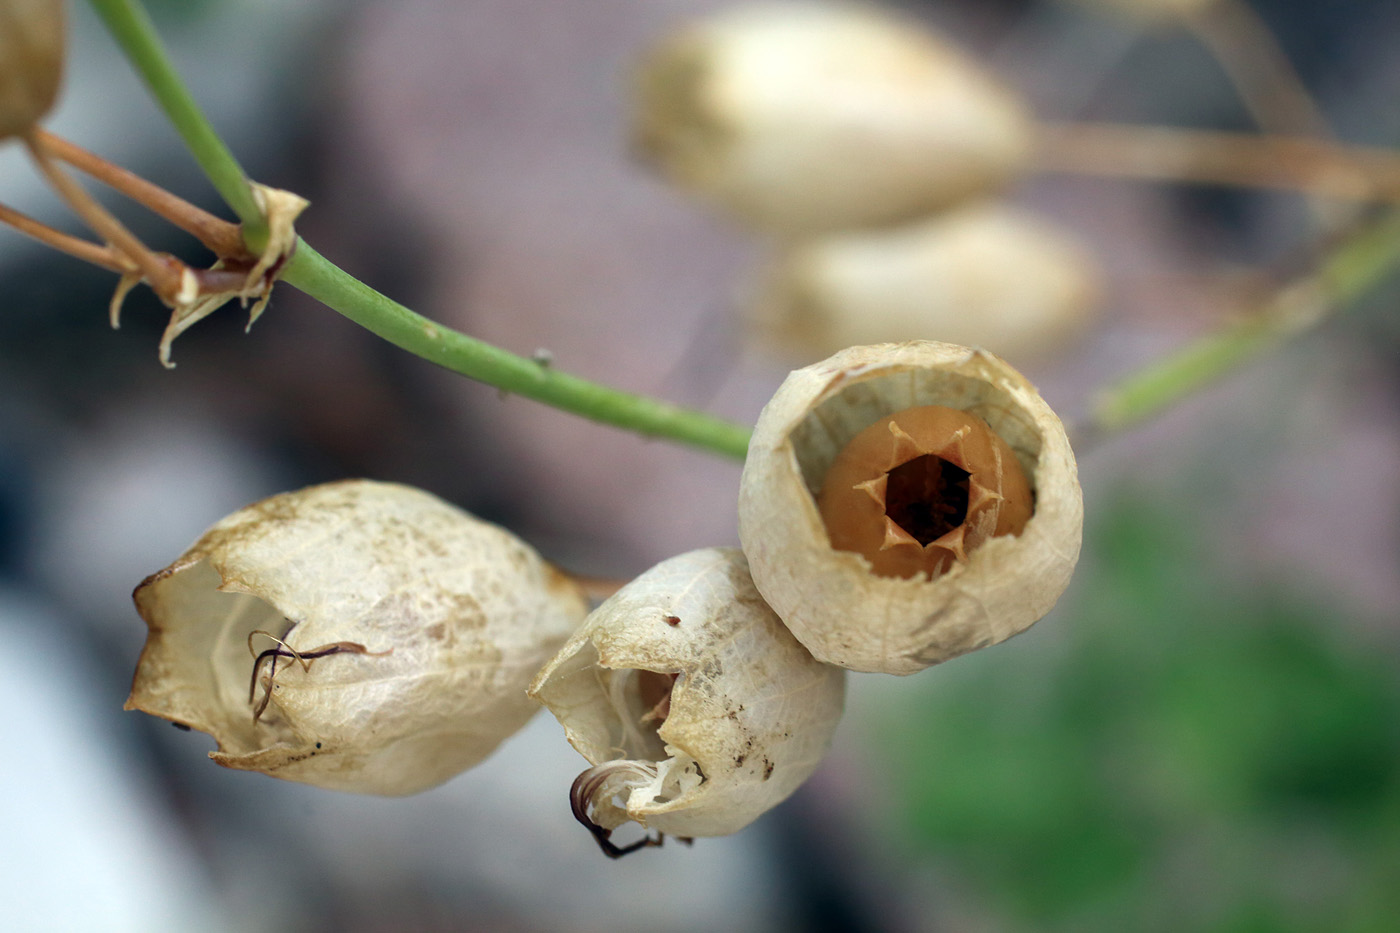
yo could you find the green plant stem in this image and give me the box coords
[88,0,750,460]
[282,243,752,459]
[86,0,267,247]
[1092,209,1400,432]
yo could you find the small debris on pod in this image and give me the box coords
[127,480,589,795]
[631,2,1032,236]
[529,547,845,856]
[739,342,1083,675]
[0,0,65,138]
[748,203,1101,362]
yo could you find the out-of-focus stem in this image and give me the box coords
[1183,0,1329,139]
[0,200,129,272]
[1035,122,1400,203]
[1090,209,1400,434]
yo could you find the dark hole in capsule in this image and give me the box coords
[884,455,970,545]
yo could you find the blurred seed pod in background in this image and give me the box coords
[632,1,1032,237]
[747,202,1102,364]
[529,547,845,855]
[739,342,1082,675]
[128,480,589,796]
[0,0,65,138]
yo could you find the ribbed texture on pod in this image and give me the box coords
[738,342,1083,674]
[529,547,845,841]
[631,2,1032,236]
[127,480,588,795]
[0,0,64,138]
[749,203,1101,362]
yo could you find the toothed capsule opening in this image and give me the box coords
[884,454,971,545]
[815,403,1033,579]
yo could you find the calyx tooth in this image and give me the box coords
[886,421,925,466]
[933,427,971,468]
[927,525,968,562]
[967,479,1004,513]
[853,474,888,507]
[879,517,920,551]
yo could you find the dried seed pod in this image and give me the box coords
[749,203,1101,362]
[127,480,588,795]
[529,547,845,854]
[632,2,1032,236]
[738,342,1082,674]
[0,0,65,138]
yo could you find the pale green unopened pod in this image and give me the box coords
[128,480,588,795]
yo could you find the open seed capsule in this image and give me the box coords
[738,342,1083,674]
[529,547,845,855]
[127,480,588,795]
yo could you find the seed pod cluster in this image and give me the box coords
[0,0,65,139]
[739,341,1083,675]
[127,480,588,795]
[529,548,845,854]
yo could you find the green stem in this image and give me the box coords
[85,0,267,246]
[88,0,749,460]
[282,243,752,459]
[1092,209,1400,432]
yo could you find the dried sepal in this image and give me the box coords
[738,342,1083,674]
[127,480,588,795]
[529,548,845,851]
[108,183,310,368]
[0,0,64,139]
[631,2,1032,236]
[748,203,1101,362]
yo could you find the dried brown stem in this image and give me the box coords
[569,761,669,859]
[1183,0,1329,138]
[1034,122,1400,203]
[22,129,182,298]
[0,200,131,273]
[32,127,249,260]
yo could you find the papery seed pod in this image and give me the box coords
[529,547,844,855]
[127,480,588,795]
[632,2,1032,237]
[749,203,1101,363]
[0,0,65,139]
[738,342,1082,675]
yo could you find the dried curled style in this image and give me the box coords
[246,625,392,723]
[128,480,589,794]
[569,762,673,859]
[531,548,845,851]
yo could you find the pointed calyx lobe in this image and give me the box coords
[817,405,1032,579]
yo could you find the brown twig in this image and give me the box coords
[22,129,183,298]
[31,127,249,260]
[1183,0,1329,139]
[0,201,132,273]
[1034,122,1400,203]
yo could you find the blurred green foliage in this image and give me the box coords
[882,501,1400,932]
